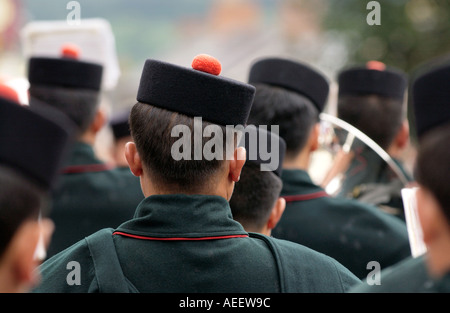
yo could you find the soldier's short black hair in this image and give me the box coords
[415,124,450,223]
[337,94,406,150]
[247,83,319,160]
[229,162,282,231]
[129,102,238,193]
[29,84,100,136]
[0,166,47,259]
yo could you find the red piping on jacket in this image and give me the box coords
[113,231,249,241]
[282,191,329,203]
[62,163,115,174]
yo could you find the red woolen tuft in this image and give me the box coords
[61,44,81,60]
[0,84,20,104]
[366,60,386,71]
[191,54,222,76]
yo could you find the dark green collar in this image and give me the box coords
[280,169,324,196]
[67,141,103,166]
[115,194,247,239]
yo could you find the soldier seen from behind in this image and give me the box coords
[0,96,73,292]
[32,54,360,293]
[247,57,412,279]
[26,45,144,259]
[229,125,287,236]
[350,61,450,293]
[334,61,413,221]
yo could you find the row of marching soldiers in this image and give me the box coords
[0,44,449,293]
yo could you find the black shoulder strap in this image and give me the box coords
[85,228,139,293]
[248,232,288,292]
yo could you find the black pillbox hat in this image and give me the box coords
[110,109,131,140]
[412,63,450,138]
[28,54,103,91]
[338,62,408,101]
[239,125,286,177]
[248,57,330,112]
[137,57,255,126]
[0,97,74,190]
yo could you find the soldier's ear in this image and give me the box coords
[90,108,107,134]
[416,186,450,277]
[229,147,246,182]
[4,220,42,292]
[394,120,410,150]
[417,186,442,245]
[125,142,143,177]
[308,123,321,152]
[267,197,286,231]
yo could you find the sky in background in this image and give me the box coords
[1,0,449,116]
[1,0,448,175]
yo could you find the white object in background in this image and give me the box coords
[401,187,427,258]
[33,212,46,262]
[20,18,121,91]
[2,78,30,105]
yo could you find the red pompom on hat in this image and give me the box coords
[366,60,386,71]
[61,43,81,60]
[191,54,222,76]
[28,44,103,91]
[136,54,255,126]
[337,62,407,101]
[0,83,20,104]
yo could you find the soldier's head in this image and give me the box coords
[126,55,255,197]
[415,125,450,221]
[0,165,47,255]
[412,62,450,278]
[0,96,73,292]
[337,61,409,153]
[246,57,329,165]
[27,45,104,139]
[229,126,286,236]
[415,125,450,278]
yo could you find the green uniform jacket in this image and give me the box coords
[349,254,450,292]
[272,169,412,279]
[46,142,144,259]
[337,148,413,222]
[33,194,360,293]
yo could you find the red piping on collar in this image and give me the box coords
[62,163,115,174]
[282,191,329,203]
[113,231,249,241]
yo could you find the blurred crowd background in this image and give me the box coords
[1,0,450,167]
